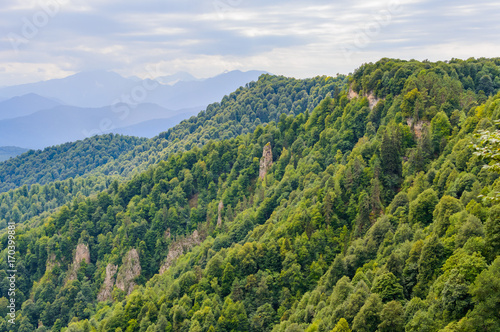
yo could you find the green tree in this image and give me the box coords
[217,298,248,332]
[405,310,435,332]
[408,189,438,225]
[380,124,403,192]
[485,205,500,259]
[431,111,452,152]
[433,195,463,236]
[221,263,235,297]
[466,256,500,330]
[472,121,500,176]
[400,88,424,119]
[378,300,404,332]
[414,235,445,298]
[371,272,403,302]
[331,318,351,332]
[352,293,382,332]
[250,303,276,332]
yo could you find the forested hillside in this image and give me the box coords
[0,75,344,232]
[89,74,346,178]
[1,58,500,332]
[0,134,146,193]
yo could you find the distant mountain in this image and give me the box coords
[0,103,183,149]
[0,70,267,149]
[0,70,267,110]
[0,146,28,162]
[0,70,135,108]
[155,71,200,85]
[145,70,268,110]
[112,108,200,138]
[0,93,61,120]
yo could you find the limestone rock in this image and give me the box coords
[259,142,273,179]
[97,263,118,302]
[159,230,204,274]
[115,249,141,295]
[348,88,381,110]
[67,243,90,281]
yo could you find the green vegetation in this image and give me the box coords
[0,58,499,332]
[0,75,345,232]
[91,74,346,178]
[0,134,146,193]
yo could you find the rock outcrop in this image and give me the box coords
[115,249,141,295]
[67,243,91,281]
[159,230,204,275]
[97,263,118,302]
[259,143,273,179]
[46,253,59,271]
[406,118,426,139]
[348,88,381,110]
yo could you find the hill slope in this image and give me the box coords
[0,134,147,192]
[0,58,500,332]
[0,74,345,233]
[0,73,345,191]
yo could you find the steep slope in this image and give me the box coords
[0,74,345,233]
[1,58,500,332]
[89,74,346,178]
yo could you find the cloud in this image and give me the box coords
[0,0,499,85]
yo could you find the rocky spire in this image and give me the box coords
[259,142,273,179]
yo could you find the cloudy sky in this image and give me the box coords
[1,0,499,86]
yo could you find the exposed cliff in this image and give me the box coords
[348,88,381,109]
[67,243,91,281]
[259,142,273,179]
[115,249,141,295]
[159,230,204,274]
[97,263,118,302]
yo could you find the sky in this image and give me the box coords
[1,0,500,86]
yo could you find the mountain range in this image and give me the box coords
[0,102,199,149]
[0,58,500,332]
[0,58,499,332]
[0,69,266,109]
[0,69,266,150]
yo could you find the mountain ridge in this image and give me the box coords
[0,93,61,120]
[0,58,499,332]
[0,69,268,109]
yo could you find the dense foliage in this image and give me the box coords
[0,75,345,232]
[0,176,111,230]
[91,74,346,178]
[351,57,500,100]
[0,58,500,332]
[0,134,146,193]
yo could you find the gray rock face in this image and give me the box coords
[259,142,273,179]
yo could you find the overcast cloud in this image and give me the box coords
[1,0,499,86]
